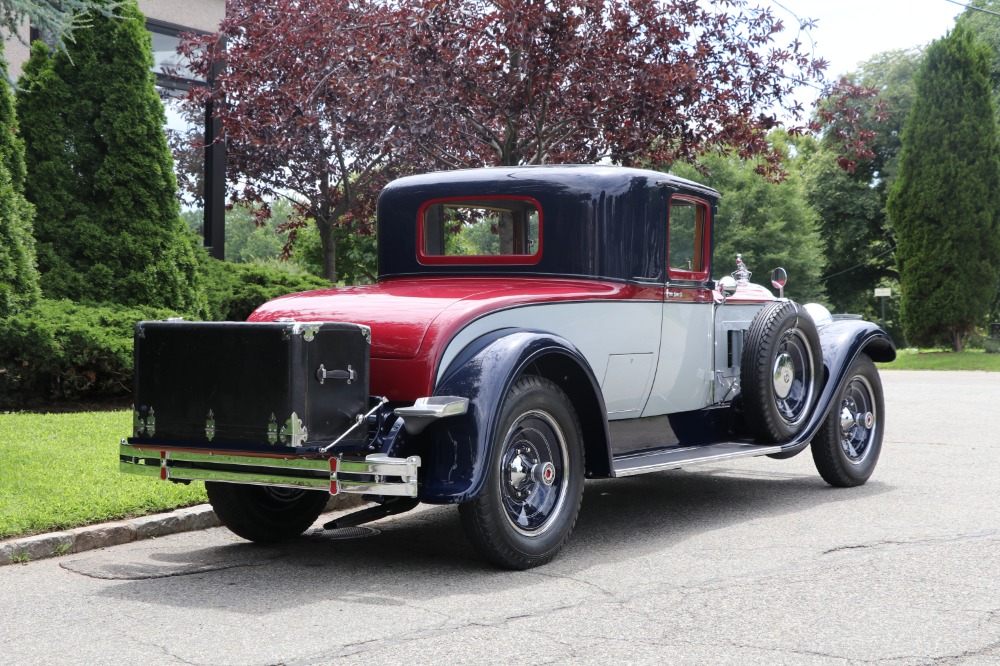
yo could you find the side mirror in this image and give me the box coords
[771,267,787,299]
[717,275,737,302]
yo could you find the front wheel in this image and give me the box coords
[810,354,884,487]
[458,375,584,570]
[206,482,330,542]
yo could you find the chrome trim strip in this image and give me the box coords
[168,468,331,490]
[613,443,782,477]
[118,461,161,477]
[338,454,421,478]
[130,448,333,471]
[119,444,421,497]
[336,480,420,496]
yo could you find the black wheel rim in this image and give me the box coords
[498,409,569,536]
[771,328,816,428]
[838,375,877,464]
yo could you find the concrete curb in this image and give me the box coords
[0,494,366,567]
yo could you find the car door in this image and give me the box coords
[642,193,716,417]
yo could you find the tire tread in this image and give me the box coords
[740,300,821,443]
[206,482,329,542]
[810,354,883,487]
[458,375,584,570]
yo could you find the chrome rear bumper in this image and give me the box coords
[120,442,420,497]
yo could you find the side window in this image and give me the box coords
[419,197,542,265]
[668,197,710,281]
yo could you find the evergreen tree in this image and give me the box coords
[17,0,204,314]
[887,26,1000,351]
[0,42,39,319]
[1,1,112,55]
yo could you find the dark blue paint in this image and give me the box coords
[395,329,610,504]
[773,319,896,457]
[377,165,719,283]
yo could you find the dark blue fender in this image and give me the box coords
[774,318,896,457]
[392,328,611,504]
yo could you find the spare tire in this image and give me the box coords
[740,300,822,443]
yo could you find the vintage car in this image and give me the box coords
[121,165,895,569]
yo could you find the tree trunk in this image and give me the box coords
[318,220,337,283]
[952,329,964,353]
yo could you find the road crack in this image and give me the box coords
[822,530,1000,556]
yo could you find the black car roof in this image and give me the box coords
[382,164,720,201]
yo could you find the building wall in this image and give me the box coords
[142,0,224,32]
[5,23,30,74]
[3,0,225,76]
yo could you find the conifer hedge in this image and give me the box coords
[0,43,39,319]
[17,0,204,315]
[887,26,1000,351]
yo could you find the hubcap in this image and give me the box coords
[772,353,795,399]
[499,410,569,536]
[839,376,877,464]
[772,328,816,427]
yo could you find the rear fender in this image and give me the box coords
[401,328,611,504]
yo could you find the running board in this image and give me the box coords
[612,442,783,477]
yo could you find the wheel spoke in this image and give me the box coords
[839,376,877,464]
[498,410,569,536]
[773,328,815,427]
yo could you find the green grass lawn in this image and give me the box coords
[0,410,206,540]
[1,347,995,541]
[878,348,1000,371]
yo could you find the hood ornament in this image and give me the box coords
[734,254,752,285]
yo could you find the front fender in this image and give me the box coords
[403,328,609,504]
[776,318,895,456]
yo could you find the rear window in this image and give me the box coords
[418,197,542,265]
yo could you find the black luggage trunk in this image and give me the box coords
[132,321,370,448]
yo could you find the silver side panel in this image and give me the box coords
[436,301,662,420]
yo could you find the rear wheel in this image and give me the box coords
[206,482,329,542]
[459,375,584,570]
[810,354,884,487]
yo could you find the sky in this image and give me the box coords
[772,0,965,109]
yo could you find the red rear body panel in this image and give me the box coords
[250,277,658,401]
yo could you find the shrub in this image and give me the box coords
[0,263,329,408]
[224,261,330,321]
[195,250,330,321]
[0,299,180,409]
[17,2,205,314]
[0,43,39,320]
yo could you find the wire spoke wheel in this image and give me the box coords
[811,354,884,487]
[459,375,584,570]
[499,410,569,536]
[837,375,878,464]
[771,328,816,429]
